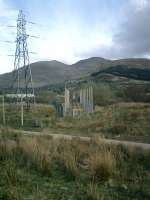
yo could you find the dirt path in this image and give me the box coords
[45,133,150,150]
[5,129,150,150]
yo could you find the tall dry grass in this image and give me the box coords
[0,139,16,160]
[88,148,116,181]
[56,139,80,179]
[86,182,103,200]
[0,133,117,181]
[5,161,18,186]
[17,136,52,176]
[7,187,22,200]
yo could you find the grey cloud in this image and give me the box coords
[78,3,150,59]
[114,4,150,57]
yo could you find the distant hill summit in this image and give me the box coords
[0,57,150,89]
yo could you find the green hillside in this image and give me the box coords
[0,57,150,89]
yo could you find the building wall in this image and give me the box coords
[64,88,71,116]
[80,86,94,114]
[64,85,94,117]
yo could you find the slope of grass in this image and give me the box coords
[53,103,150,143]
[0,131,150,200]
[1,102,150,143]
[0,103,55,130]
[92,65,150,81]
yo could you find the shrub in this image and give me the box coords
[88,147,116,181]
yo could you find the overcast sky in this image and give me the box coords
[0,0,150,74]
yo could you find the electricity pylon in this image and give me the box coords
[12,10,35,107]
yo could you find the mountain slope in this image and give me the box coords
[91,65,150,81]
[0,61,78,88]
[0,57,150,89]
[72,57,111,74]
[112,58,150,69]
[30,61,78,87]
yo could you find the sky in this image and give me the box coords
[0,0,150,74]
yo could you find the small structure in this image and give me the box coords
[51,95,64,117]
[64,81,94,117]
[52,100,64,117]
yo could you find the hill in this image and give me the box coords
[91,65,150,82]
[0,57,150,89]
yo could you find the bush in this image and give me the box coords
[88,147,116,181]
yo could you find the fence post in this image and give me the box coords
[2,96,6,125]
[21,96,24,127]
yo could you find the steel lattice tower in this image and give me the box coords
[12,10,34,106]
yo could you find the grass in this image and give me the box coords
[86,182,103,200]
[0,103,55,130]
[60,142,79,179]
[0,130,150,199]
[1,102,150,143]
[88,148,116,181]
[52,102,150,143]
[17,136,52,176]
